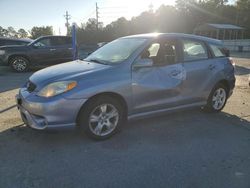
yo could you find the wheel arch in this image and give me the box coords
[217,79,230,95]
[76,92,128,125]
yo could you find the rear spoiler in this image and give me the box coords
[222,47,230,57]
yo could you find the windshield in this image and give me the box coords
[85,38,147,64]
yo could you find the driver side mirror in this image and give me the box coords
[32,45,39,49]
[133,58,153,68]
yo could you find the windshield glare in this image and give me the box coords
[85,38,147,64]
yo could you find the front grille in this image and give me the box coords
[26,80,36,92]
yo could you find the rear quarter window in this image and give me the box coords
[209,44,226,57]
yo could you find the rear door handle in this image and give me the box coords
[170,70,181,77]
[50,49,56,51]
[68,48,73,50]
[209,64,216,70]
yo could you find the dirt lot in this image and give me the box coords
[0,58,250,188]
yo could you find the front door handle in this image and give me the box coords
[209,64,216,70]
[50,49,56,51]
[68,48,73,50]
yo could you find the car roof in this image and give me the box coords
[122,33,222,45]
[37,35,71,39]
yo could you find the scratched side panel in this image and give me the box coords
[131,63,186,113]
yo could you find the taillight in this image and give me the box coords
[229,58,235,67]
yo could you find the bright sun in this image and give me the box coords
[99,0,175,25]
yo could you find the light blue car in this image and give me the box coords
[16,33,235,140]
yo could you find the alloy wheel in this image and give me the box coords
[88,103,119,136]
[212,88,226,110]
[12,58,27,72]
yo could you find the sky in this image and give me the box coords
[0,0,235,35]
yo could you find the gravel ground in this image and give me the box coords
[0,58,249,188]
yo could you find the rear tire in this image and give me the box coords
[204,83,228,112]
[10,56,29,72]
[78,96,126,140]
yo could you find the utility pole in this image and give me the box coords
[96,2,99,31]
[64,11,71,36]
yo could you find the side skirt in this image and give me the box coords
[128,101,206,121]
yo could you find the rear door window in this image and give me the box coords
[182,40,208,61]
[51,37,71,46]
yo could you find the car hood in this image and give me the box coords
[29,60,110,86]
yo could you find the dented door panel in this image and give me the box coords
[132,63,186,113]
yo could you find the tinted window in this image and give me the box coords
[34,38,51,47]
[183,40,208,61]
[16,41,28,45]
[51,37,71,46]
[162,42,177,64]
[209,44,225,57]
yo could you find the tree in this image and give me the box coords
[0,26,7,37]
[30,26,53,39]
[7,27,18,38]
[74,0,250,44]
[17,28,28,38]
[85,18,98,31]
[0,27,10,37]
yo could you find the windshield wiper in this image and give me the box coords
[86,58,108,65]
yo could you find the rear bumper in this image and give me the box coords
[16,89,88,130]
[228,77,235,98]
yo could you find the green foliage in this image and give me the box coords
[0,26,29,38]
[17,29,28,38]
[75,0,250,44]
[29,26,53,39]
[237,0,250,31]
[7,27,18,38]
[1,0,250,42]
[0,26,9,37]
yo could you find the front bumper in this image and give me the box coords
[16,88,87,130]
[0,54,9,66]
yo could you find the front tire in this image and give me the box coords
[78,96,125,140]
[204,83,228,112]
[10,56,29,72]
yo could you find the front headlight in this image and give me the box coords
[37,81,77,97]
[0,50,5,55]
